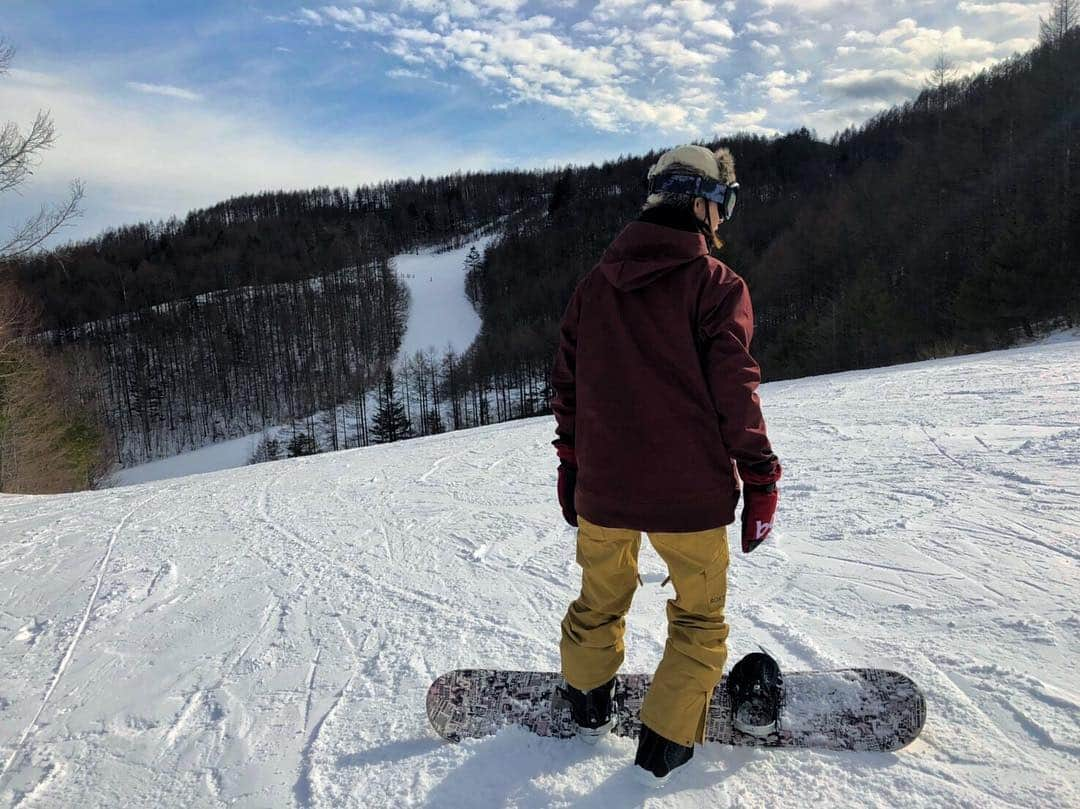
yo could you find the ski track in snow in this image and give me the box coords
[1,338,1078,807]
[1,491,161,787]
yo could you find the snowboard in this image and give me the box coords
[426,668,926,752]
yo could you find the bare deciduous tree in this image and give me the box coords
[0,39,84,262]
[928,49,958,94]
[1040,0,1078,46]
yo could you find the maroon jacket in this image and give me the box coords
[550,207,780,532]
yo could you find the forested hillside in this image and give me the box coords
[3,32,1077,487]
[467,31,1079,391]
[8,174,549,468]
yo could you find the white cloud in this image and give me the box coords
[745,19,784,35]
[821,67,920,99]
[479,0,529,12]
[713,106,779,136]
[957,1,1043,21]
[639,31,715,69]
[763,69,810,86]
[757,0,857,10]
[842,30,877,44]
[126,82,203,101]
[751,40,782,57]
[767,86,799,101]
[756,0,864,9]
[831,15,1037,80]
[726,108,769,127]
[700,42,734,58]
[671,0,715,21]
[448,0,482,17]
[697,19,736,39]
[591,0,647,22]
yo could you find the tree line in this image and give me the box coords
[12,171,549,335]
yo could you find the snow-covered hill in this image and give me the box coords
[2,338,1078,808]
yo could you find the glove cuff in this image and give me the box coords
[739,460,782,488]
[745,481,777,494]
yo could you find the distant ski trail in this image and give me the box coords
[0,493,157,786]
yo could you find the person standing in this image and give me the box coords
[550,144,782,782]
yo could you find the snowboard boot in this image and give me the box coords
[556,677,616,744]
[726,651,783,737]
[633,723,694,786]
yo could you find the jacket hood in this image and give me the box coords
[598,217,709,292]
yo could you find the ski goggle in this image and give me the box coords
[648,172,739,220]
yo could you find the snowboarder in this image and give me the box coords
[550,144,783,782]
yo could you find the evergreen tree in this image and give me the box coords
[464,245,484,308]
[372,369,413,443]
[465,245,482,272]
[286,432,319,457]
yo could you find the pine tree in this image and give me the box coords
[464,245,484,308]
[371,368,413,443]
[286,432,319,457]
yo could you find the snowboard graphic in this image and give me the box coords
[426,669,926,752]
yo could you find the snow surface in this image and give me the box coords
[1,337,1078,807]
[110,236,491,488]
[393,240,489,360]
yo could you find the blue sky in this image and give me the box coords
[0,0,1046,243]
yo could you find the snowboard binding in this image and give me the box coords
[726,652,784,738]
[555,677,616,744]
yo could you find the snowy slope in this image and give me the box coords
[110,235,491,488]
[1,338,1078,808]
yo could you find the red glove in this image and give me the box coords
[739,462,781,553]
[741,484,778,553]
[555,443,578,527]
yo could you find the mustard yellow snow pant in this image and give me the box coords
[560,515,730,747]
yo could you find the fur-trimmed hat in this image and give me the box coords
[648,144,736,186]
